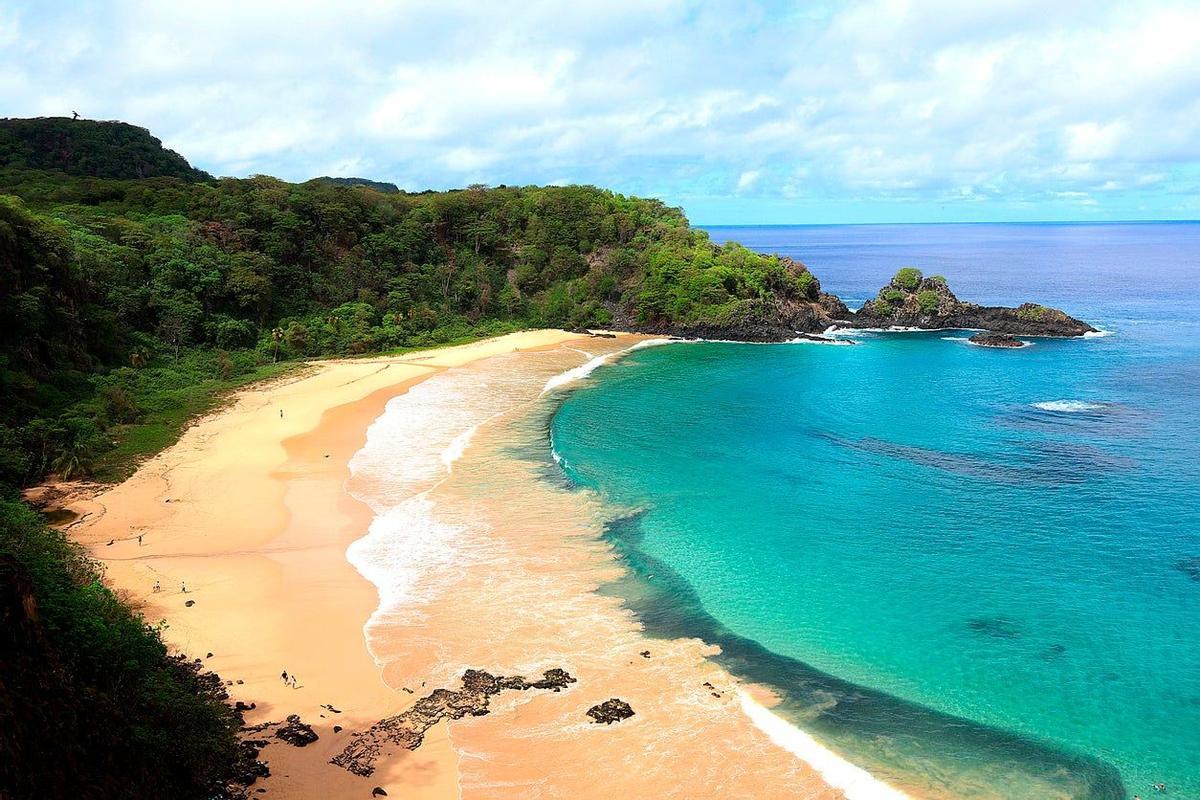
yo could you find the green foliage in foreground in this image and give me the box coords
[0,500,239,798]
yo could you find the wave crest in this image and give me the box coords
[1032,400,1105,413]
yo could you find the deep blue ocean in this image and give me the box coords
[550,223,1200,799]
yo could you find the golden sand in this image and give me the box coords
[69,331,842,799]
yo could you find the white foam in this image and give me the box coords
[1032,400,1104,413]
[940,336,971,341]
[628,337,678,351]
[345,356,557,650]
[541,338,679,394]
[738,691,911,800]
[541,352,614,394]
[1083,329,1113,338]
[345,493,468,625]
[441,424,479,470]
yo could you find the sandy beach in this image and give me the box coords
[64,330,847,799]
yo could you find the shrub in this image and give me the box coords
[1017,304,1048,321]
[873,299,895,317]
[99,385,142,424]
[883,288,906,304]
[893,267,923,291]
[917,290,941,314]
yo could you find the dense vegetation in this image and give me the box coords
[1,502,240,799]
[1,121,824,491]
[0,117,210,181]
[0,117,827,798]
[314,175,401,193]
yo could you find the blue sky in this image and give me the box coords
[2,0,1199,223]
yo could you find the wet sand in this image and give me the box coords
[68,331,846,799]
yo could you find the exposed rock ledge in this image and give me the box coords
[330,668,576,777]
[586,698,635,724]
[847,268,1095,337]
[969,332,1028,348]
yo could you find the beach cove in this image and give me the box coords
[66,330,859,800]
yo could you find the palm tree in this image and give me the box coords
[52,436,94,480]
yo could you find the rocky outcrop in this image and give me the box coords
[969,332,1027,348]
[274,714,319,747]
[330,668,576,777]
[586,698,635,725]
[849,268,1095,337]
[612,260,1092,342]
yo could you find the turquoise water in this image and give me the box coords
[550,224,1200,799]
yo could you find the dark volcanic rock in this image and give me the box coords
[586,698,635,725]
[232,739,271,785]
[331,668,576,777]
[849,268,1095,337]
[969,332,1027,348]
[275,714,319,747]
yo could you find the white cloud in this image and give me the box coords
[0,0,1197,220]
[736,170,761,193]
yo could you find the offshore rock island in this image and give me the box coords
[847,267,1096,338]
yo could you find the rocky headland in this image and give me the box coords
[614,256,853,342]
[620,262,1095,342]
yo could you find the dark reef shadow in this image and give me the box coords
[533,367,1126,799]
[598,513,1125,799]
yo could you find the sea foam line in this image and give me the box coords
[540,338,678,394]
[738,691,912,800]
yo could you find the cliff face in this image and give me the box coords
[846,268,1095,337]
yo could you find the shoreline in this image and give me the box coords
[61,328,908,799]
[66,330,595,797]
[338,334,859,798]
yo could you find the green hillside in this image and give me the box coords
[0,117,211,181]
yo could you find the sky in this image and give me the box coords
[2,0,1199,224]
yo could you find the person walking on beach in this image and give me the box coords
[281,670,288,684]
[137,533,143,546]
[152,580,160,593]
[180,581,188,593]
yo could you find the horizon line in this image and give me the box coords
[693,218,1200,228]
